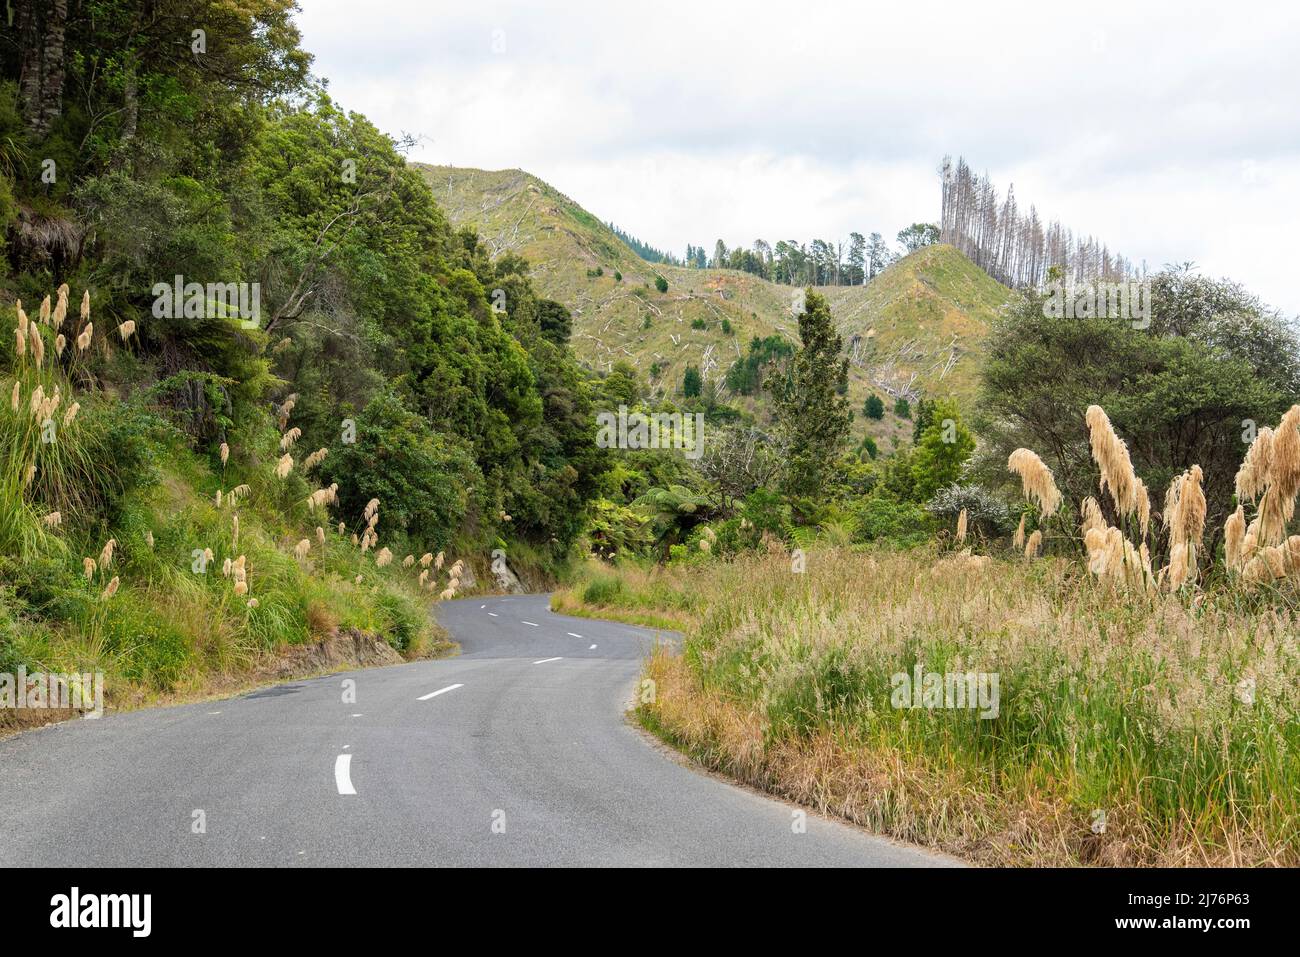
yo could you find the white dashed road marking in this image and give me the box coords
[567,632,583,638]
[335,754,356,795]
[533,657,563,665]
[521,620,539,627]
[417,683,464,701]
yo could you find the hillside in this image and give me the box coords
[417,164,1015,450]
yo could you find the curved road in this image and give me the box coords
[0,594,955,867]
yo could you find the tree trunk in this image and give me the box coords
[37,0,68,135]
[16,0,43,130]
[17,0,69,138]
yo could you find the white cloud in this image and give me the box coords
[295,0,1300,314]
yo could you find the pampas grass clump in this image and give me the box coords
[1085,405,1142,519]
[1007,448,1061,516]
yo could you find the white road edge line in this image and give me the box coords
[567,632,583,638]
[417,683,464,701]
[521,620,539,627]
[334,754,356,795]
[487,612,498,617]
[533,656,563,665]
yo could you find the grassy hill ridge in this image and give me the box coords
[417,164,1016,450]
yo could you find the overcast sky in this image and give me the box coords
[294,0,1300,316]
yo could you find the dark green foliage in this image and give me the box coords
[864,394,885,419]
[911,397,935,441]
[327,393,484,550]
[600,361,639,407]
[975,266,1300,550]
[768,291,852,500]
[909,399,975,501]
[608,223,681,266]
[894,397,911,418]
[850,495,937,547]
[654,275,669,293]
[537,299,572,344]
[682,365,702,398]
[725,335,792,395]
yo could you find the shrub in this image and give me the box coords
[741,487,790,537]
[327,391,483,548]
[849,494,936,547]
[927,483,1014,537]
[682,365,702,398]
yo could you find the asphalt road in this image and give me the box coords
[0,594,957,867]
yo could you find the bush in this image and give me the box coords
[327,392,483,549]
[710,515,761,555]
[849,494,936,547]
[682,365,702,398]
[927,483,1015,538]
[654,275,668,293]
[742,487,790,536]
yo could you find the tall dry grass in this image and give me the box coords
[561,548,1300,866]
[1013,404,1300,594]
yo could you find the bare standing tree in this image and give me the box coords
[939,154,1136,288]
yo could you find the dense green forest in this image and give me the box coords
[0,0,630,692]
